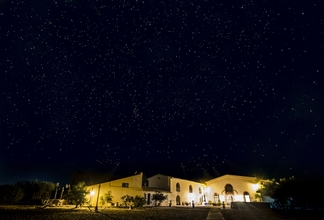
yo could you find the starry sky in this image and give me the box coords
[1,0,324,185]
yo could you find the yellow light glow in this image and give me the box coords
[90,191,95,196]
[252,184,260,191]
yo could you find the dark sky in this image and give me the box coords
[1,0,324,185]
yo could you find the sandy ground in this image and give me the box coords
[0,205,210,220]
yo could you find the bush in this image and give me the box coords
[121,194,134,208]
[133,195,146,208]
[152,191,167,206]
[100,190,113,207]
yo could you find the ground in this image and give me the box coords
[221,203,324,220]
[0,206,210,220]
[0,205,323,220]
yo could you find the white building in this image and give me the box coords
[85,172,265,207]
[147,174,206,206]
[205,174,262,204]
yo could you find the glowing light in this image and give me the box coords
[252,184,260,191]
[90,190,95,196]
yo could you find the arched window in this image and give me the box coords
[189,185,193,193]
[225,184,233,194]
[199,187,202,194]
[176,195,181,205]
[176,183,180,192]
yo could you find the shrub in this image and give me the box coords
[152,191,167,206]
[121,194,134,207]
[133,195,146,208]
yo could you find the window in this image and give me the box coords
[176,183,180,192]
[122,183,129,188]
[199,187,202,194]
[189,185,193,193]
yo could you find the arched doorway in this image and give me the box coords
[176,196,181,205]
[214,193,219,203]
[225,184,234,203]
[225,184,233,193]
[243,191,250,202]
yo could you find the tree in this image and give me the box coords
[38,181,56,200]
[258,179,279,198]
[133,195,146,208]
[121,194,134,208]
[0,184,24,203]
[152,191,167,206]
[65,182,89,208]
[15,180,56,203]
[100,190,113,206]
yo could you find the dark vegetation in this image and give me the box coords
[259,176,324,210]
[0,180,56,204]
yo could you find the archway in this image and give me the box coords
[225,184,234,203]
[176,195,181,205]
[243,191,250,202]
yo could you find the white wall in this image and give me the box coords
[170,177,206,205]
[206,175,261,203]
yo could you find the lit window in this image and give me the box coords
[189,185,193,193]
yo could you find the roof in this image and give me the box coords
[148,173,204,184]
[205,174,259,183]
[70,171,124,186]
[142,187,170,193]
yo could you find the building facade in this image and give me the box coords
[85,173,264,207]
[87,172,145,207]
[147,174,206,206]
[205,174,262,204]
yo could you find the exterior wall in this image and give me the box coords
[169,177,206,206]
[85,173,264,208]
[205,175,262,203]
[87,173,144,207]
[147,174,170,191]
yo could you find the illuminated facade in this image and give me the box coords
[147,174,206,206]
[85,173,264,207]
[205,174,262,204]
[86,172,145,207]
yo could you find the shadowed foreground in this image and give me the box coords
[221,209,324,220]
[0,207,210,220]
[221,203,324,220]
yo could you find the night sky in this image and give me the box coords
[1,0,324,185]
